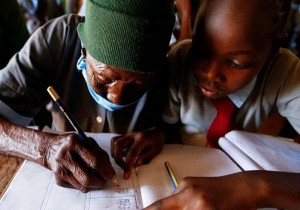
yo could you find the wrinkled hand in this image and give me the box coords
[43,133,115,193]
[111,128,165,179]
[145,172,261,210]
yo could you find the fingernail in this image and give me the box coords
[81,187,88,193]
[112,176,120,187]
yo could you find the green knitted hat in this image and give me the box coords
[77,0,175,73]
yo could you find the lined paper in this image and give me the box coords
[0,132,241,209]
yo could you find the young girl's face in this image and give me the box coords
[192,0,275,99]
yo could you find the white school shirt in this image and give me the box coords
[163,40,300,146]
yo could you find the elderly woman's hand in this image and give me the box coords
[43,133,116,192]
[111,127,165,179]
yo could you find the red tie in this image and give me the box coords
[206,97,237,148]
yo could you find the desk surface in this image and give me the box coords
[0,154,23,198]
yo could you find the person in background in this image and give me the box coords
[0,0,29,69]
[287,0,300,57]
[78,0,86,16]
[144,0,300,209]
[170,0,201,47]
[17,0,84,34]
[0,0,174,192]
[17,0,64,34]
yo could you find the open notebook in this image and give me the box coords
[219,130,300,172]
[0,130,299,209]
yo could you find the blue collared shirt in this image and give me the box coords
[229,76,257,108]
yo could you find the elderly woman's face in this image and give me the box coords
[84,50,155,105]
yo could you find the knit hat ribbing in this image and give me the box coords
[77,0,175,73]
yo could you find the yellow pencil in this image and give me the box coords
[47,86,119,187]
[164,161,178,189]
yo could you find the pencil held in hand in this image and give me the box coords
[47,86,88,142]
[47,86,119,186]
[165,161,178,189]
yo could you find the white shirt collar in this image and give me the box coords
[228,76,257,108]
[189,70,256,108]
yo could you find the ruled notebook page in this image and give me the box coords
[219,131,300,172]
[0,130,242,210]
[136,144,241,208]
[0,132,143,210]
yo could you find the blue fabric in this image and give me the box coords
[27,0,39,15]
[76,56,140,111]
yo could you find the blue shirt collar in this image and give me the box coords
[189,70,256,108]
[228,76,256,108]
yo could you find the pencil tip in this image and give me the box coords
[112,176,120,187]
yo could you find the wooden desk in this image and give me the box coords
[0,154,23,198]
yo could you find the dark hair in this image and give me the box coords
[191,0,292,58]
[267,0,292,42]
